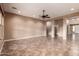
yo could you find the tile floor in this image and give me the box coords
[1,36,79,56]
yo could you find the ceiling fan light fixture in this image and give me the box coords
[41,10,50,19]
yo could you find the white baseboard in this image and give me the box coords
[4,35,46,42]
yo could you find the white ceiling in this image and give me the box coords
[2,3,79,19]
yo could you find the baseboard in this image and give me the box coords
[4,35,46,42]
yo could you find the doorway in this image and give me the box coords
[67,24,79,40]
[46,21,52,37]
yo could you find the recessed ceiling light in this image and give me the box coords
[18,10,21,14]
[70,8,75,11]
[33,15,36,17]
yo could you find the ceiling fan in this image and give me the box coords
[41,10,50,19]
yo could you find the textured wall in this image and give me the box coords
[4,12,46,40]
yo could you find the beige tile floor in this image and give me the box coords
[1,36,79,56]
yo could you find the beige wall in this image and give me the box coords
[4,12,46,40]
